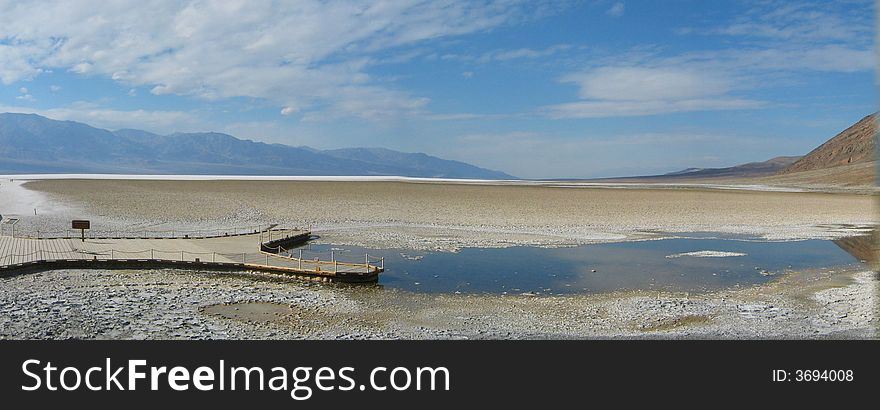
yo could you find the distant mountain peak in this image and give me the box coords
[0,112,515,179]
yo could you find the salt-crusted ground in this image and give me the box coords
[0,178,875,339]
[14,178,877,251]
[0,267,875,339]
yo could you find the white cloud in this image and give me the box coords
[562,66,731,101]
[606,2,625,17]
[713,1,871,43]
[0,42,45,84]
[0,0,545,120]
[482,44,572,62]
[49,85,61,92]
[543,98,765,119]
[544,65,762,118]
[280,106,298,116]
[439,44,573,64]
[671,1,872,74]
[543,1,872,119]
[15,87,35,102]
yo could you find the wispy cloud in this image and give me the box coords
[543,98,766,119]
[712,1,871,43]
[543,0,872,119]
[562,66,732,102]
[542,65,765,118]
[606,2,625,17]
[442,44,574,64]
[480,44,573,62]
[14,87,35,102]
[0,0,550,121]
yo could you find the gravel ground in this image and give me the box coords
[0,266,875,339]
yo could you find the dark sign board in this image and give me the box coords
[72,220,90,230]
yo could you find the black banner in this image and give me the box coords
[0,340,876,406]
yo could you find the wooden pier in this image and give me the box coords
[0,226,383,283]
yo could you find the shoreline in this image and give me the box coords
[0,265,874,339]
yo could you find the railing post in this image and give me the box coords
[298,249,302,269]
[331,250,334,262]
[242,253,246,264]
[335,260,338,273]
[212,252,216,263]
[181,251,184,261]
[110,249,114,259]
[381,257,384,270]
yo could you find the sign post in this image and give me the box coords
[72,220,90,242]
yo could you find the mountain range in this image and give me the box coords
[0,113,514,179]
[1,112,873,185]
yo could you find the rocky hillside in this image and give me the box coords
[781,113,876,174]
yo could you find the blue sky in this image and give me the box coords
[0,0,875,178]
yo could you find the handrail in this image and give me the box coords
[0,225,384,276]
[260,250,381,270]
[15,224,291,240]
[1,250,382,274]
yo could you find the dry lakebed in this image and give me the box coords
[0,177,876,339]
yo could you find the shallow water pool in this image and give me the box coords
[288,234,865,295]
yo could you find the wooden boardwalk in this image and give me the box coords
[0,227,383,283]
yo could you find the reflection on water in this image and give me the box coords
[293,233,867,295]
[833,230,878,269]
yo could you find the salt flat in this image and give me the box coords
[15,178,875,251]
[0,177,875,340]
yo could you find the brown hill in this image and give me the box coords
[780,113,876,174]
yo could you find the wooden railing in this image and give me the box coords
[13,224,308,240]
